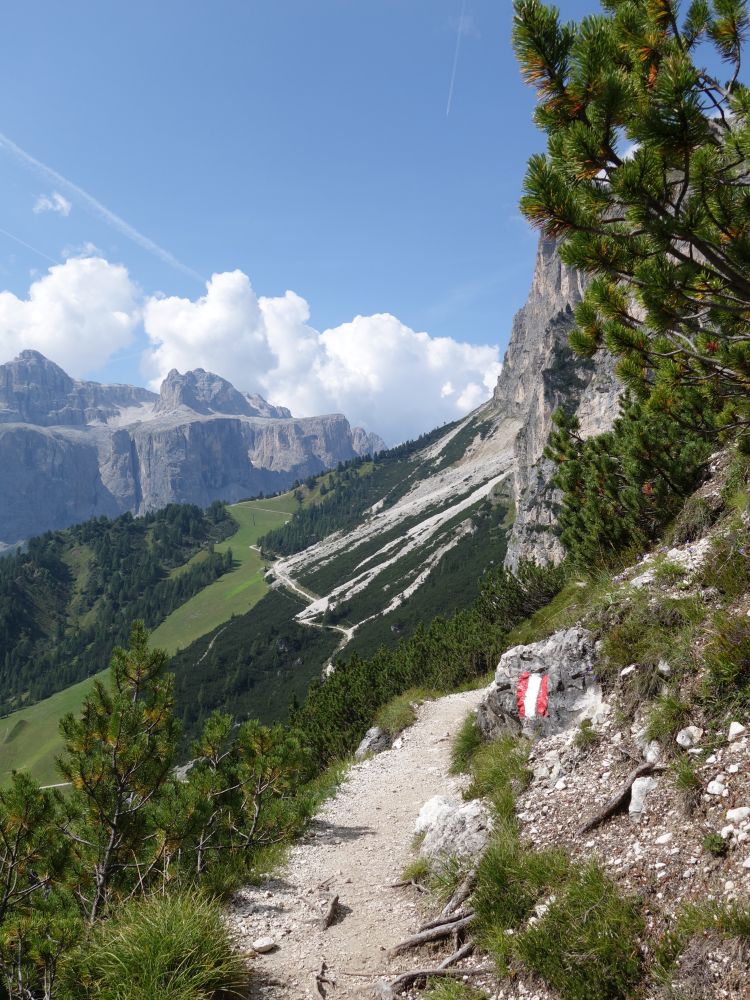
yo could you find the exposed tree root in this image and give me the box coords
[578,762,665,835]
[388,914,475,958]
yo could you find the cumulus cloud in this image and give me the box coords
[0,256,139,373]
[142,270,501,443]
[0,258,502,443]
[33,191,71,216]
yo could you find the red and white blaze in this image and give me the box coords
[516,671,549,719]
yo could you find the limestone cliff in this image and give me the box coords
[0,354,380,546]
[493,238,620,568]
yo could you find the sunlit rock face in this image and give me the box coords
[492,237,620,568]
[0,352,377,545]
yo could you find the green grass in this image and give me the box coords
[63,891,246,1000]
[374,687,435,737]
[450,713,484,774]
[0,495,295,785]
[150,500,291,654]
[0,674,98,785]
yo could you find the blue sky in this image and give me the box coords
[0,0,600,441]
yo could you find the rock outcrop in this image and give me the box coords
[351,426,386,457]
[0,352,382,545]
[415,795,493,867]
[476,627,606,740]
[493,238,620,568]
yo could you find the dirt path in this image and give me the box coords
[227,689,484,999]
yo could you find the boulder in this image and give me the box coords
[354,727,391,760]
[415,796,492,866]
[476,627,604,739]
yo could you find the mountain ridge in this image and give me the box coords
[0,352,384,547]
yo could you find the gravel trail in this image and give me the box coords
[228,689,483,999]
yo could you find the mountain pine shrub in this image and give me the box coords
[514,0,750,442]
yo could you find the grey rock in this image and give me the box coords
[728,721,747,741]
[629,775,658,821]
[492,238,620,568]
[416,796,492,866]
[476,627,604,739]
[0,353,383,544]
[676,726,704,749]
[251,937,276,954]
[351,426,386,457]
[354,727,391,760]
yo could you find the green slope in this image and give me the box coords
[0,494,295,785]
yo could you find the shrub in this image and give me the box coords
[573,719,599,751]
[450,714,484,774]
[645,693,692,746]
[513,863,644,1000]
[703,833,728,858]
[670,757,702,812]
[701,614,750,709]
[698,532,750,600]
[65,891,246,1000]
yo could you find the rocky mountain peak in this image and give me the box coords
[352,426,386,457]
[493,236,620,569]
[154,367,292,419]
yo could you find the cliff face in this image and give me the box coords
[493,238,620,568]
[0,354,376,546]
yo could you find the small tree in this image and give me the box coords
[514,0,750,439]
[58,622,180,922]
[546,397,711,567]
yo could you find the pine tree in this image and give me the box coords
[546,396,712,567]
[58,621,180,922]
[513,0,750,439]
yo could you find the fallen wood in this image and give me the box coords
[388,914,475,958]
[378,963,494,997]
[387,878,428,894]
[418,907,473,932]
[320,893,340,930]
[439,866,477,918]
[578,762,665,835]
[313,959,335,998]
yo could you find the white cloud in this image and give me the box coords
[0,256,139,373]
[33,191,71,216]
[142,270,501,443]
[0,258,502,444]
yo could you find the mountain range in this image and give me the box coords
[0,351,385,547]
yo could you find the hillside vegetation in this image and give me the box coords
[0,494,296,783]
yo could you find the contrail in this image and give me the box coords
[446,0,468,116]
[0,131,205,283]
[0,224,59,266]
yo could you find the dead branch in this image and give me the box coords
[320,893,339,930]
[376,964,494,997]
[439,866,477,918]
[313,959,335,998]
[418,908,473,932]
[577,762,665,835]
[387,879,428,894]
[388,914,475,958]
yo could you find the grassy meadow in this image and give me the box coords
[0,493,296,784]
